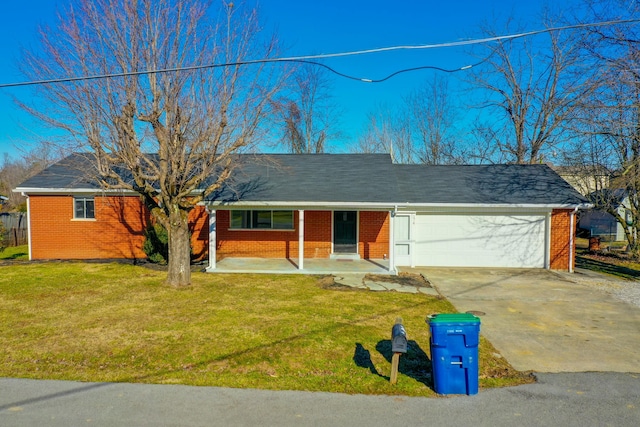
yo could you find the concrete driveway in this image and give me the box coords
[403,268,640,373]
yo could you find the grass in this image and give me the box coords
[0,262,532,396]
[575,237,640,280]
[576,252,640,280]
[0,244,29,260]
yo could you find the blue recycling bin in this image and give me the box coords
[427,313,481,395]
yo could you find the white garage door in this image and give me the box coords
[408,213,546,268]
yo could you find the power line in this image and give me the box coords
[293,57,492,83]
[0,18,637,88]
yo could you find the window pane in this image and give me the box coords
[395,215,410,240]
[75,199,85,219]
[231,211,248,228]
[74,197,94,219]
[253,211,272,229]
[272,210,293,229]
[85,199,95,219]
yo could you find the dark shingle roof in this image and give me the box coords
[394,164,587,205]
[17,153,102,190]
[211,153,399,204]
[16,153,588,207]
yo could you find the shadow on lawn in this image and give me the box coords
[353,341,432,387]
[0,250,28,261]
[576,255,640,280]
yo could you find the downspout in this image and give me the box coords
[545,211,551,269]
[569,207,579,273]
[23,193,32,261]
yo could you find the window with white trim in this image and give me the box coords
[74,197,95,219]
[230,210,293,230]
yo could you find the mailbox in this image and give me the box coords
[391,322,407,354]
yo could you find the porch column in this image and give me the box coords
[206,208,217,272]
[388,210,396,274]
[298,210,304,270]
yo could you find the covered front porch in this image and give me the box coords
[204,207,398,274]
[207,257,392,275]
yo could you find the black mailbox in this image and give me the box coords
[391,322,407,354]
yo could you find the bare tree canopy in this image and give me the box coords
[18,0,285,286]
[405,76,460,165]
[1,147,56,212]
[352,104,414,163]
[565,0,640,255]
[468,15,592,164]
[274,63,341,153]
[353,76,460,165]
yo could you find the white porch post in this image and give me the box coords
[388,210,396,274]
[206,208,217,272]
[298,210,304,270]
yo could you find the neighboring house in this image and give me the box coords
[14,153,589,273]
[579,189,630,241]
[552,165,610,196]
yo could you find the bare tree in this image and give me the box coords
[462,119,508,164]
[352,105,414,163]
[275,64,340,153]
[1,146,56,212]
[405,76,460,165]
[18,0,284,286]
[353,76,461,164]
[468,16,590,164]
[568,0,640,255]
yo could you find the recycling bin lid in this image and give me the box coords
[426,313,480,324]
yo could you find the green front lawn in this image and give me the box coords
[0,244,29,260]
[0,262,531,396]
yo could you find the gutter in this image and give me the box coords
[202,200,591,210]
[569,206,579,273]
[22,193,32,261]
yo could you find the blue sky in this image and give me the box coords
[0,0,550,159]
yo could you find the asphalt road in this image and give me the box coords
[1,373,639,426]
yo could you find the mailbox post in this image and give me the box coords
[390,317,407,385]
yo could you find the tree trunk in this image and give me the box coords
[166,208,191,287]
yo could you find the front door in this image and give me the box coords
[394,214,413,267]
[334,211,357,253]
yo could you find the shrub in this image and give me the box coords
[143,223,169,264]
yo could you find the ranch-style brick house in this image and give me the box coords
[15,153,590,273]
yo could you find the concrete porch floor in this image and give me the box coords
[208,257,392,275]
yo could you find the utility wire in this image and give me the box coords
[0,18,637,88]
[293,57,490,83]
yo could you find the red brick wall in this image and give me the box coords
[29,198,392,262]
[550,209,573,271]
[216,210,390,260]
[302,211,333,258]
[29,195,209,261]
[216,210,333,259]
[189,206,209,261]
[359,211,390,258]
[29,195,150,260]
